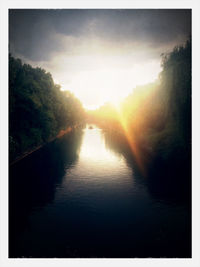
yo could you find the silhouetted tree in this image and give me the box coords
[9,55,85,162]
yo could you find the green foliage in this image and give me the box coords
[160,39,191,145]
[9,54,85,162]
[127,39,191,159]
[87,39,191,173]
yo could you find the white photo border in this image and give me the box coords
[1,1,200,267]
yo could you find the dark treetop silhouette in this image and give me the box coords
[9,55,85,163]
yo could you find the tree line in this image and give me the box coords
[87,39,191,180]
[9,55,85,162]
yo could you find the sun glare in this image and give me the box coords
[59,55,161,109]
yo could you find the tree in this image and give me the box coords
[9,55,85,162]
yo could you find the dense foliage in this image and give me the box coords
[87,39,191,179]
[9,55,85,162]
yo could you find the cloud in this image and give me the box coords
[9,9,191,108]
[9,9,191,62]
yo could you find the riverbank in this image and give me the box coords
[9,125,81,166]
[99,122,191,203]
[9,124,191,258]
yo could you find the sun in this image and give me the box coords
[60,55,161,110]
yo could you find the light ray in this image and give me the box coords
[113,104,147,176]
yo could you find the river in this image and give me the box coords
[9,125,191,258]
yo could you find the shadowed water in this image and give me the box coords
[9,125,191,258]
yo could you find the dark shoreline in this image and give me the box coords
[9,126,76,166]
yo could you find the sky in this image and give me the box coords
[9,9,191,109]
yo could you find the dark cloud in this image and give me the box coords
[9,9,191,62]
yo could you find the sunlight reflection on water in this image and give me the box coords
[61,126,134,190]
[10,125,191,258]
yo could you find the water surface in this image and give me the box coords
[9,125,191,257]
